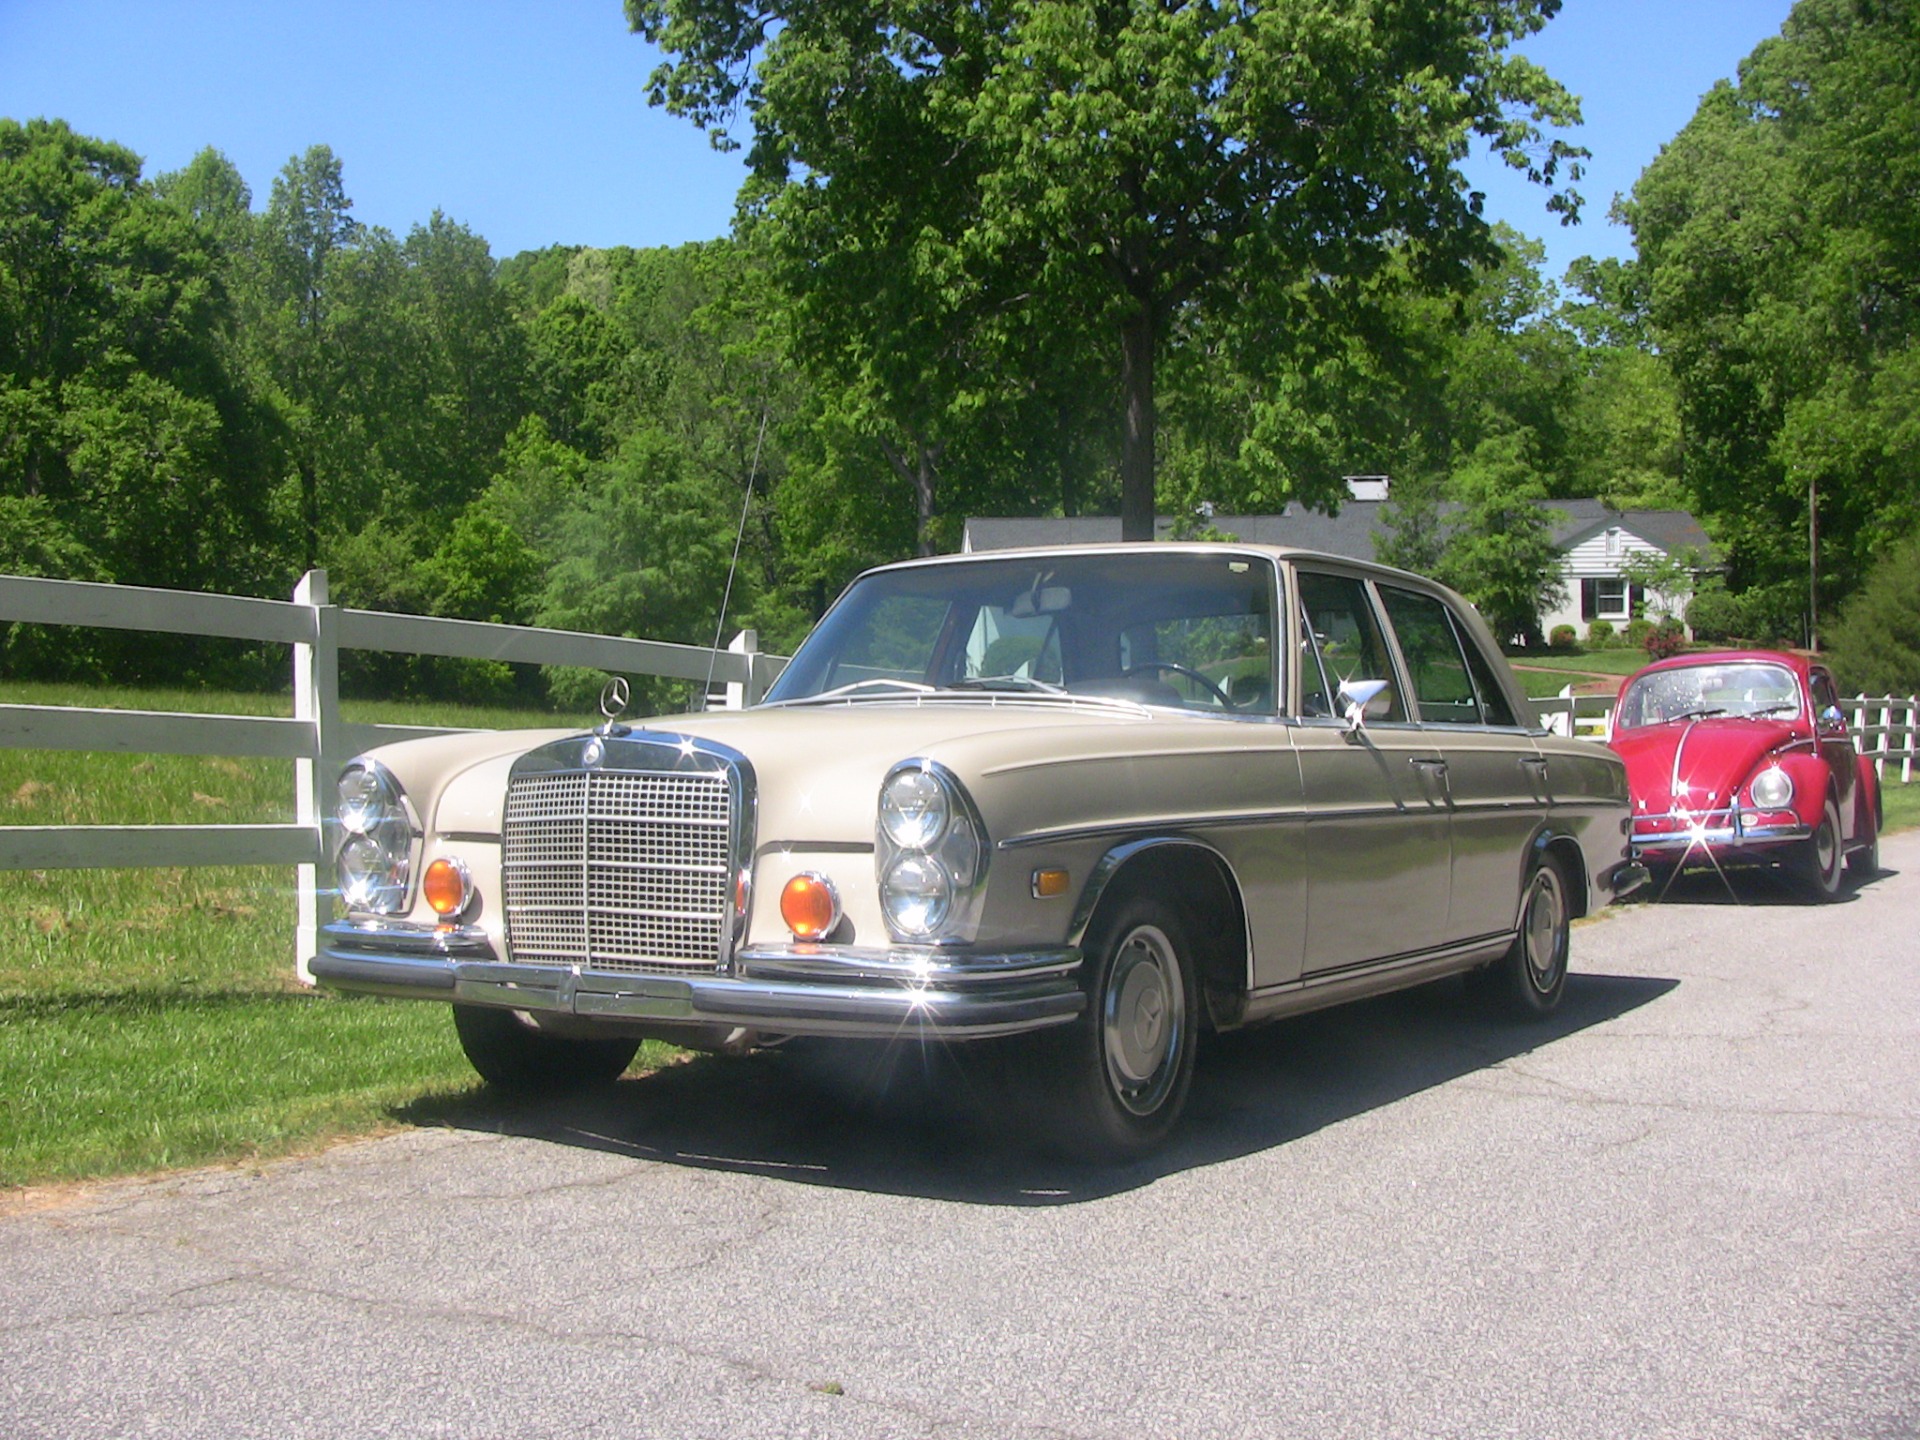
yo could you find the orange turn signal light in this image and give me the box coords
[1031,867,1070,899]
[780,872,841,940]
[423,856,473,918]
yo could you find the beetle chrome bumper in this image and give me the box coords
[1628,810,1811,858]
[314,920,1086,1039]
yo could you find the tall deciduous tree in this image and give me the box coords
[1625,0,1920,629]
[629,0,1584,539]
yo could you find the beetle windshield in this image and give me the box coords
[1615,661,1803,730]
[765,552,1279,713]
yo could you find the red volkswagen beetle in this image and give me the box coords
[1608,650,1881,900]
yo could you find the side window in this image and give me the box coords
[1296,571,1405,721]
[1376,586,1518,727]
[1810,670,1841,724]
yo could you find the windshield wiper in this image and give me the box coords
[946,675,1070,696]
[1745,703,1798,717]
[800,678,937,702]
[1668,707,1727,723]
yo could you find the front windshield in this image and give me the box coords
[1614,661,1803,730]
[764,551,1279,713]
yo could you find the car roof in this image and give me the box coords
[864,541,1458,594]
[1628,648,1813,682]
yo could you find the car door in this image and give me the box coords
[1375,582,1547,946]
[1291,569,1452,976]
[1808,665,1859,833]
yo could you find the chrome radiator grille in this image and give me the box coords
[502,767,734,973]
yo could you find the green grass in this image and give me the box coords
[1882,777,1920,835]
[0,680,672,1192]
[1506,649,1651,698]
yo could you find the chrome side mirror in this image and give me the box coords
[1338,679,1391,733]
[1821,704,1845,728]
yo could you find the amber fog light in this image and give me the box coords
[781,872,841,940]
[422,856,473,918]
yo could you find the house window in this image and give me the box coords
[1580,578,1644,621]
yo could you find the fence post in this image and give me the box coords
[1907,697,1917,785]
[293,569,338,984]
[726,629,757,710]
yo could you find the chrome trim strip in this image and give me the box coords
[1298,931,1512,987]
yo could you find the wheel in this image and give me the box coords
[1846,797,1881,882]
[1480,853,1572,1018]
[1121,661,1234,708]
[1045,895,1199,1160]
[451,1005,639,1092]
[1798,795,1845,901]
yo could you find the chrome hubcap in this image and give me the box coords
[1103,924,1185,1116]
[1523,869,1565,991]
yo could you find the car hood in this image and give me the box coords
[1610,717,1799,813]
[416,697,1232,846]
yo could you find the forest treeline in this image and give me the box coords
[3,0,1916,697]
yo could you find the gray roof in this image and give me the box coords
[964,501,1712,564]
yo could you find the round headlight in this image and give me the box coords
[339,763,397,835]
[881,853,952,937]
[880,767,949,849]
[1750,766,1794,810]
[335,761,413,914]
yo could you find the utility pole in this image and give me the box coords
[1808,468,1820,653]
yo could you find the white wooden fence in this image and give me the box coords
[1851,695,1920,785]
[0,569,786,978]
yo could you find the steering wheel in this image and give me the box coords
[1123,661,1235,709]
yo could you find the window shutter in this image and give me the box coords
[1580,579,1597,620]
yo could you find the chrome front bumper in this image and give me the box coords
[315,920,1086,1040]
[1629,811,1810,859]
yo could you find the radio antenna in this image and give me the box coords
[704,401,771,707]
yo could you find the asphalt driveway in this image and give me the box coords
[4,831,1917,1439]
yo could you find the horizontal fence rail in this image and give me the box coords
[1851,695,1919,785]
[0,569,787,978]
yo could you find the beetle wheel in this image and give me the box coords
[1798,795,1845,902]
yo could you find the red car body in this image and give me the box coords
[1607,649,1881,899]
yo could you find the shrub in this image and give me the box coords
[1624,616,1655,650]
[1644,616,1687,661]
[1826,532,1920,694]
[1686,582,1740,643]
[1586,619,1615,648]
[1549,624,1577,650]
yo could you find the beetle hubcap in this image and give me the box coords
[1103,925,1185,1116]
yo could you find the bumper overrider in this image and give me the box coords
[314,920,1086,1040]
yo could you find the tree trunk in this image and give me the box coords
[1119,302,1156,542]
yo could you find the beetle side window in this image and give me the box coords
[1377,586,1482,725]
[1297,572,1405,721]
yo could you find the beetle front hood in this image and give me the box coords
[1611,717,1798,813]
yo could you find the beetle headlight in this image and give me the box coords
[335,761,414,914]
[1749,765,1794,810]
[876,761,986,941]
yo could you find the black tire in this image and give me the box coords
[1045,895,1199,1161]
[451,1005,639,1093]
[1846,807,1880,882]
[1481,852,1572,1018]
[1798,795,1845,902]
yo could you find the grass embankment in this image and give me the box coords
[0,682,678,1192]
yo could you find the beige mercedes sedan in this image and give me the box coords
[316,544,1643,1158]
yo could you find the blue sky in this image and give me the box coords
[2,0,1795,280]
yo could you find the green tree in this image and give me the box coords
[1824,530,1920,695]
[1436,430,1564,644]
[629,0,1585,541]
[1624,0,1920,627]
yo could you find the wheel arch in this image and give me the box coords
[1069,837,1250,1031]
[1532,828,1592,921]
